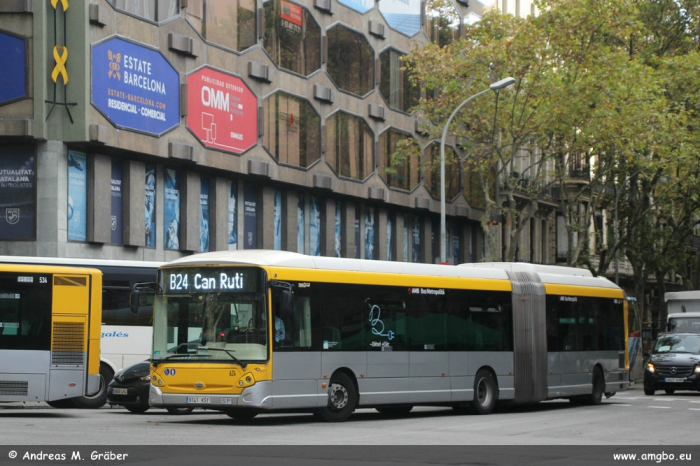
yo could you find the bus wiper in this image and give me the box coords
[152,343,202,367]
[200,347,247,368]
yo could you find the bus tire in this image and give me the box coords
[125,406,150,414]
[470,370,498,415]
[318,372,357,422]
[586,368,604,406]
[46,399,77,409]
[72,364,114,409]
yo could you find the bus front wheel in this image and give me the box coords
[73,364,114,409]
[318,372,357,422]
[470,370,498,415]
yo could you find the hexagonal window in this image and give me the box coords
[108,0,179,22]
[379,48,420,113]
[263,92,321,168]
[263,0,321,76]
[338,0,374,14]
[424,0,461,47]
[184,0,257,52]
[379,128,420,191]
[326,111,374,181]
[424,142,460,200]
[464,166,495,210]
[378,0,421,37]
[327,25,375,97]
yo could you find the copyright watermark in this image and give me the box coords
[8,451,17,459]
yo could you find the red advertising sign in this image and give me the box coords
[281,0,303,27]
[187,67,258,154]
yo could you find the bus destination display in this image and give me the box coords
[161,268,259,293]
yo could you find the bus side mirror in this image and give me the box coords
[130,290,141,314]
[271,280,294,318]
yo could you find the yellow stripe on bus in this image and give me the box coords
[545,284,624,299]
[268,268,512,291]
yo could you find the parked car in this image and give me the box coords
[107,360,193,415]
[644,333,700,396]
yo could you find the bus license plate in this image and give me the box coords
[665,378,684,383]
[186,396,210,404]
[221,398,232,405]
[112,388,128,395]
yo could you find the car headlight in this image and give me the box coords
[139,376,151,381]
[646,363,655,373]
[694,365,700,374]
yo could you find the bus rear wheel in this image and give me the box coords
[73,364,114,409]
[318,372,357,422]
[470,370,498,415]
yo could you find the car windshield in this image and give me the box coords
[653,334,700,354]
[152,267,269,364]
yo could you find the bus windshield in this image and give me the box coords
[152,267,268,364]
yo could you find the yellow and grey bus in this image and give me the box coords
[146,250,629,421]
[0,264,102,405]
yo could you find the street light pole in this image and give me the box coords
[439,77,516,264]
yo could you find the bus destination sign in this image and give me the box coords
[161,268,259,294]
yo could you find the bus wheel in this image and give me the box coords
[73,364,114,409]
[46,399,76,409]
[376,406,413,416]
[318,372,357,422]
[470,370,498,415]
[586,368,604,406]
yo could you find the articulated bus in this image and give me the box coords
[0,264,102,405]
[147,250,629,421]
[0,256,162,408]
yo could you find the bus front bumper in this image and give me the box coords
[149,381,273,410]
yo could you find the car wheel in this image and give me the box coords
[470,370,498,415]
[644,387,655,396]
[46,399,76,409]
[318,372,357,422]
[375,406,413,416]
[664,389,675,395]
[166,407,194,415]
[125,405,150,414]
[73,364,114,409]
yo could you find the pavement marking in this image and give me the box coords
[610,404,632,407]
[652,398,678,401]
[649,406,672,409]
[689,408,700,411]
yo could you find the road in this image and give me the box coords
[0,385,698,445]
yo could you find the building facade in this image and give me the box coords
[0,0,544,265]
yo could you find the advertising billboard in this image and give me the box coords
[200,177,210,252]
[68,151,87,242]
[0,147,34,240]
[187,66,258,154]
[243,183,257,249]
[228,180,238,250]
[92,37,180,136]
[145,164,156,248]
[310,195,320,256]
[0,31,26,105]
[164,169,180,250]
[111,160,123,245]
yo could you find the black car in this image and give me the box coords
[644,333,700,396]
[107,361,193,415]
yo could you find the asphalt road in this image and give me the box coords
[1,384,698,446]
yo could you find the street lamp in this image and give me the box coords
[613,171,639,285]
[439,77,516,264]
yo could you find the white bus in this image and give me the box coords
[0,256,162,408]
[665,291,700,333]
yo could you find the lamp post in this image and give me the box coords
[439,77,516,264]
[613,172,639,285]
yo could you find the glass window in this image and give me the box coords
[338,0,374,14]
[327,25,375,97]
[0,272,52,351]
[185,0,256,53]
[272,285,314,351]
[424,143,460,200]
[109,0,179,22]
[408,292,446,350]
[424,0,461,47]
[263,0,321,76]
[464,166,494,210]
[379,128,420,191]
[326,111,374,181]
[263,92,321,167]
[319,285,366,350]
[378,0,421,37]
[379,49,419,113]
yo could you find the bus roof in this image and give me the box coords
[0,263,102,275]
[162,250,620,289]
[0,255,164,269]
[665,290,700,302]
